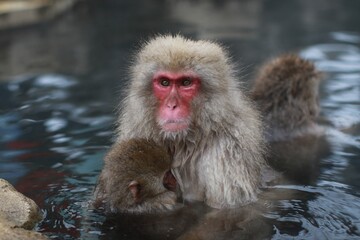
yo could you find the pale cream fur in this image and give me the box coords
[117,35,266,208]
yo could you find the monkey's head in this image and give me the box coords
[128,35,237,138]
[96,139,179,213]
[252,54,322,132]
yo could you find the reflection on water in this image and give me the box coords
[0,73,113,239]
[0,1,359,239]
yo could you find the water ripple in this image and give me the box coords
[330,32,360,44]
[300,44,360,72]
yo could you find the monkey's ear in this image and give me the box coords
[128,180,142,203]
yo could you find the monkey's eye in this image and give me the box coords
[182,77,192,86]
[159,78,170,87]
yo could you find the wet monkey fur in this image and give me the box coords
[251,55,326,184]
[116,35,266,209]
[252,54,323,142]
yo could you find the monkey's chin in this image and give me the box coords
[162,122,189,132]
[158,119,190,133]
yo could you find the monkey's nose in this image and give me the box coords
[167,104,177,110]
[166,99,178,110]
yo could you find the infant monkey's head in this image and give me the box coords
[94,139,178,213]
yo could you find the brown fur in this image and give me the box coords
[251,55,329,184]
[252,54,322,141]
[117,35,267,208]
[94,139,177,213]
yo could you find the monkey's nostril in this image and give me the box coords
[167,103,177,110]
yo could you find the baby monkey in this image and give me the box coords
[94,139,178,214]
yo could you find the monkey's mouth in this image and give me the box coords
[158,119,190,132]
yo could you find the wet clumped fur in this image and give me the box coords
[94,139,177,213]
[252,54,323,141]
[117,35,267,208]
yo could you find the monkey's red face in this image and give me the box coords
[152,71,200,132]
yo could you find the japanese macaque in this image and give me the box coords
[93,138,178,213]
[251,55,329,184]
[117,35,266,209]
[251,54,323,142]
